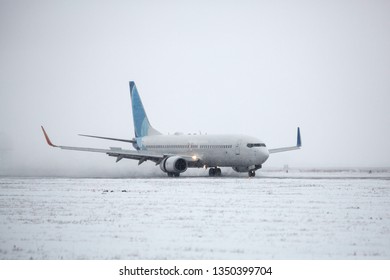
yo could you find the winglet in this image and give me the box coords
[41,126,57,147]
[297,127,302,147]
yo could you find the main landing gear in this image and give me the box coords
[248,170,256,177]
[209,168,222,177]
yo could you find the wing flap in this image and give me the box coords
[57,145,164,162]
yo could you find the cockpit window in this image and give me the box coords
[247,143,266,148]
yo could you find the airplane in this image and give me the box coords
[41,81,302,177]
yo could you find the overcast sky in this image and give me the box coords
[1,0,389,176]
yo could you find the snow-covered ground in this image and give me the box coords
[0,172,389,259]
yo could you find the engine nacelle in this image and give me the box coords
[160,156,188,173]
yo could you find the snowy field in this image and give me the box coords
[0,171,389,259]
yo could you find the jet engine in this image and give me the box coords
[160,156,188,173]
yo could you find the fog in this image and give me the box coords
[1,0,390,176]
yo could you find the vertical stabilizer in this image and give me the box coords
[129,81,161,138]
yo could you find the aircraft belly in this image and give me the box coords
[201,150,253,167]
[201,151,227,166]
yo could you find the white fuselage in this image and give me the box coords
[139,134,270,169]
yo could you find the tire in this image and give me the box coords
[209,168,215,177]
[248,170,256,177]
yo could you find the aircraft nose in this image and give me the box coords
[259,148,270,164]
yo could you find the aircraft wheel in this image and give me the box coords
[248,170,256,177]
[209,168,215,177]
[167,172,174,177]
[174,173,180,177]
[215,168,222,177]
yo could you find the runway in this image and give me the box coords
[0,172,389,259]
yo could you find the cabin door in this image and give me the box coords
[235,140,241,155]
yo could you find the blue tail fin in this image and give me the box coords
[129,81,161,138]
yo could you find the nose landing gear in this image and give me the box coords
[248,170,256,177]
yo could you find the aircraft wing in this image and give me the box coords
[268,127,302,154]
[78,134,136,144]
[41,126,197,165]
[268,146,300,154]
